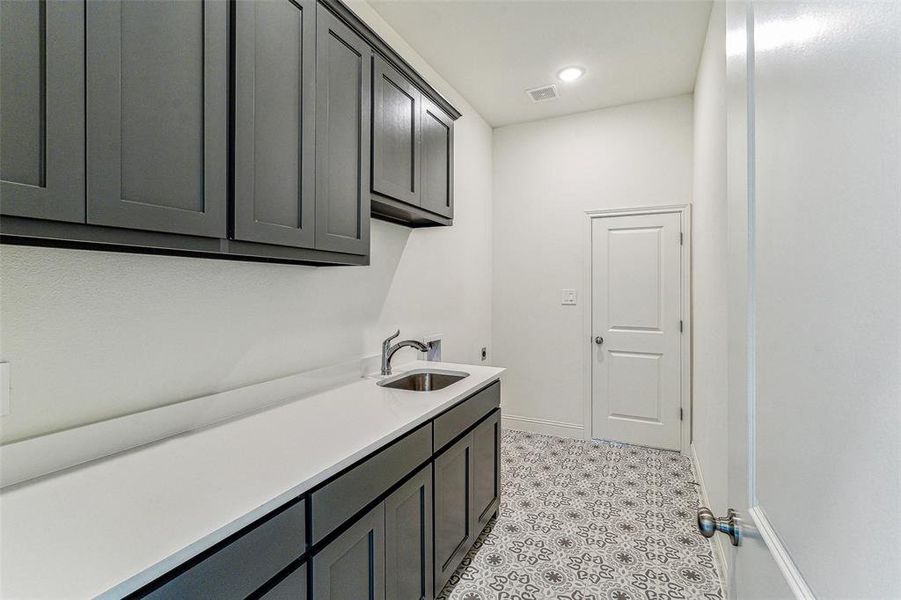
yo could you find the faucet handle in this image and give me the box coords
[383,329,400,348]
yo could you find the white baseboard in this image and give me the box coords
[689,443,730,596]
[501,413,584,439]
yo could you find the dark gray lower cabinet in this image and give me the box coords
[130,387,498,600]
[433,408,501,597]
[259,564,307,600]
[86,0,228,238]
[139,499,306,600]
[310,423,432,546]
[433,432,474,595]
[314,5,371,256]
[0,0,85,222]
[434,382,500,452]
[234,0,316,249]
[472,410,501,533]
[312,503,385,600]
[386,466,434,600]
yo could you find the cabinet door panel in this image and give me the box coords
[372,57,420,205]
[311,423,431,546]
[419,98,453,219]
[86,0,227,237]
[434,382,500,452]
[386,466,433,600]
[314,7,370,255]
[471,410,500,531]
[259,563,307,600]
[0,0,84,221]
[141,498,306,600]
[234,0,315,248]
[312,504,385,600]
[433,433,473,596]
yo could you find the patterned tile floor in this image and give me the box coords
[438,429,724,600]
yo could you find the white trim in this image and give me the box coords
[746,3,759,507]
[690,443,730,595]
[749,506,815,600]
[0,355,381,488]
[501,414,584,439]
[679,206,693,455]
[581,213,594,441]
[584,203,691,217]
[582,204,693,454]
[737,13,809,599]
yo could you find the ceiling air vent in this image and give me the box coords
[526,84,558,103]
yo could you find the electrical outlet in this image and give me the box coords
[562,289,577,305]
[480,347,488,361]
[0,362,10,417]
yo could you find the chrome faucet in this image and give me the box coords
[381,330,428,376]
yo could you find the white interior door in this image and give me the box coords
[590,211,683,451]
[721,1,901,598]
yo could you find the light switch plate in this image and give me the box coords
[0,362,9,416]
[561,289,577,305]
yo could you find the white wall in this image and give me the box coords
[690,0,728,578]
[0,2,493,444]
[491,95,694,435]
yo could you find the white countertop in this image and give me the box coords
[0,361,503,599]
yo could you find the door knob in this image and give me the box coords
[697,507,741,546]
[594,336,604,345]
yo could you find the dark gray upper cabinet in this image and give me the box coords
[369,62,456,227]
[0,0,84,222]
[314,6,371,256]
[385,466,434,600]
[234,0,316,249]
[419,98,454,219]
[371,56,421,206]
[312,503,385,600]
[433,432,474,596]
[86,0,228,238]
[2,0,457,263]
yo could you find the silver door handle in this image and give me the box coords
[594,336,604,345]
[697,507,741,546]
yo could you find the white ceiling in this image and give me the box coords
[369,0,713,127]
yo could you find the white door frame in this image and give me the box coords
[581,203,692,454]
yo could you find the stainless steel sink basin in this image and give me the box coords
[377,369,469,392]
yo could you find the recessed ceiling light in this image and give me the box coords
[557,66,585,83]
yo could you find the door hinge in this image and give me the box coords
[680,232,684,245]
[680,408,684,421]
[679,320,683,333]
